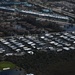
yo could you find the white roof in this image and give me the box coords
[63,47,70,50]
[16,49,21,52]
[26,74,34,75]
[28,42,33,44]
[28,51,34,55]
[31,43,36,46]
[70,47,75,49]
[16,43,22,46]
[57,49,62,52]
[4,42,9,45]
[3,67,10,70]
[73,41,75,44]
[54,43,58,45]
[0,51,3,53]
[71,36,75,39]
[64,33,68,35]
[63,36,68,39]
[26,73,34,75]
[24,48,31,51]
[19,45,25,47]
[50,41,55,44]
[41,36,45,39]
[6,53,13,56]
[60,35,64,38]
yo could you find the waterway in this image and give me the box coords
[0,69,25,75]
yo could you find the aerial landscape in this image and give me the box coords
[0,0,75,75]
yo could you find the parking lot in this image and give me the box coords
[0,31,75,56]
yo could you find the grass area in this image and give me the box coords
[0,61,16,71]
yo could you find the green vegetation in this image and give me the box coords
[0,61,16,71]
